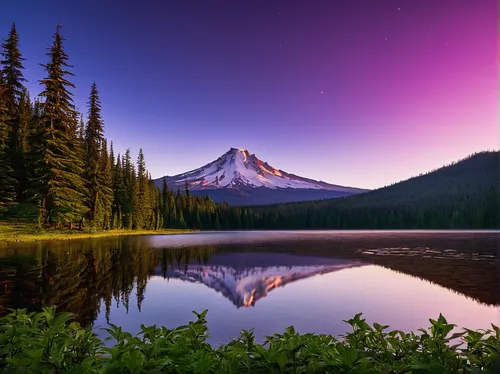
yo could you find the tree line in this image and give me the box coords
[0,23,234,231]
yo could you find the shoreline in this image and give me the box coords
[0,222,197,244]
[2,223,498,244]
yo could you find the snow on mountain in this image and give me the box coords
[157,147,364,193]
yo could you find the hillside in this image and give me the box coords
[238,151,499,229]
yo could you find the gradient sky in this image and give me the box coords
[2,0,498,189]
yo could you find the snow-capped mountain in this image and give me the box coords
[153,253,365,308]
[154,148,368,205]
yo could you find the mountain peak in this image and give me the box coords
[158,147,366,192]
[228,147,249,155]
[154,148,368,204]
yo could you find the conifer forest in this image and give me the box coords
[0,24,224,231]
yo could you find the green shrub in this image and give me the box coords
[0,307,498,373]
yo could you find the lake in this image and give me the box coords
[1,231,499,345]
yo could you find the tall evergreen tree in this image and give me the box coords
[109,142,117,228]
[0,23,26,109]
[111,150,125,229]
[161,177,169,227]
[176,203,187,229]
[0,77,16,203]
[24,99,42,200]
[83,82,108,226]
[168,193,177,228]
[99,139,113,229]
[14,88,31,199]
[194,206,201,229]
[147,175,157,229]
[32,25,86,226]
[1,23,26,201]
[134,148,148,229]
[122,149,135,229]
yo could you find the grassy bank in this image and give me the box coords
[0,307,499,373]
[0,222,197,244]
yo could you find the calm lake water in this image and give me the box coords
[1,231,499,345]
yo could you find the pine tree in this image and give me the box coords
[111,149,125,229]
[161,177,169,228]
[1,23,26,111]
[185,182,190,204]
[83,82,109,227]
[155,188,162,229]
[14,88,31,199]
[194,206,202,229]
[146,179,156,229]
[109,143,116,228]
[147,176,157,229]
[122,149,135,229]
[134,148,148,229]
[71,109,88,222]
[177,204,187,229]
[0,77,16,203]
[168,193,177,228]
[24,99,42,200]
[32,25,86,226]
[99,139,113,229]
[0,23,26,203]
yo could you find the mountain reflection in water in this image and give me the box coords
[0,231,498,335]
[156,253,365,308]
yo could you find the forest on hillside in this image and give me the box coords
[1,23,497,231]
[239,151,499,230]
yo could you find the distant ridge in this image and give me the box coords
[245,151,499,229]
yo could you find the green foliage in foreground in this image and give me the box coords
[1,308,499,373]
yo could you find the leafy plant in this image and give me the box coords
[0,308,498,373]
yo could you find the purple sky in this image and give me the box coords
[2,0,498,189]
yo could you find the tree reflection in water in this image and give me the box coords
[0,234,498,327]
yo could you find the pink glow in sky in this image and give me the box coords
[3,0,498,189]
